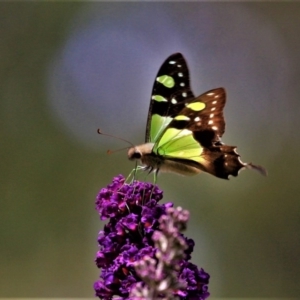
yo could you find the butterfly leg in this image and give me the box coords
[132,161,138,182]
[125,168,135,184]
[148,168,159,202]
[125,163,144,183]
[154,168,159,185]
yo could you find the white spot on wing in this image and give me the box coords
[214,95,220,98]
[208,120,213,125]
[211,107,216,111]
[171,98,177,104]
[177,64,182,67]
[212,100,217,104]
[169,60,176,64]
[178,72,183,77]
[182,92,187,97]
[210,113,214,118]
[207,92,215,96]
[194,116,201,122]
[212,126,218,130]
[180,82,185,87]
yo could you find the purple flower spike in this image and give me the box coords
[94,175,210,300]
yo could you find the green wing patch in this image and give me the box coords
[150,115,173,143]
[153,128,203,163]
[156,75,175,88]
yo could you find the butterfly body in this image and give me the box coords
[128,53,266,179]
[128,143,201,176]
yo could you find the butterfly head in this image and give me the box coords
[127,147,142,161]
[128,143,154,161]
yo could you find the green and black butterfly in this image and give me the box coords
[128,53,266,180]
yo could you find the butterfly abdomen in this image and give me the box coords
[152,156,201,176]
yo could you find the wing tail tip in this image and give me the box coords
[246,163,267,176]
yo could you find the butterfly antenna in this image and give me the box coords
[97,128,134,147]
[106,147,131,155]
[97,128,135,155]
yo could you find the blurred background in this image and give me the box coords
[1,2,299,298]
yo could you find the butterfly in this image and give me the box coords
[128,53,266,180]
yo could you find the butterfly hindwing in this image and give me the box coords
[152,88,250,179]
[146,53,195,143]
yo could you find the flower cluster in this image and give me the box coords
[94,175,210,300]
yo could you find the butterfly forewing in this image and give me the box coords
[146,53,195,143]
